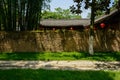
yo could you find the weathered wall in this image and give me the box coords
[0,30,120,52]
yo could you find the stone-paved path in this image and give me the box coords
[0,60,120,70]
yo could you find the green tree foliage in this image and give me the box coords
[0,0,51,31]
[113,0,120,9]
[70,0,112,55]
[41,7,81,19]
[87,13,91,18]
[42,0,51,10]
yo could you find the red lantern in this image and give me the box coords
[70,27,73,30]
[100,23,105,28]
[53,28,55,31]
[94,26,97,30]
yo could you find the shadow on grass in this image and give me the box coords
[0,69,118,80]
[73,52,120,61]
[0,52,45,60]
[0,52,120,61]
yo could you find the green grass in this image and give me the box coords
[0,69,120,80]
[0,52,120,61]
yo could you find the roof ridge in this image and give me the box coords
[41,18,90,21]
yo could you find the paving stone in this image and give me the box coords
[0,60,120,70]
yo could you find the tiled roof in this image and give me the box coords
[95,9,120,23]
[40,19,90,27]
[40,9,120,27]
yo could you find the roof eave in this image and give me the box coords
[95,9,119,24]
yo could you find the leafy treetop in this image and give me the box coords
[42,7,81,19]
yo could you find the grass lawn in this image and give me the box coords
[0,69,120,80]
[0,52,120,80]
[0,52,120,61]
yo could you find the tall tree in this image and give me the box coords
[70,0,112,55]
[0,0,51,31]
[0,0,2,30]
